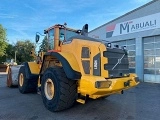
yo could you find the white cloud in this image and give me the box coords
[24,4,37,12]
[0,13,17,19]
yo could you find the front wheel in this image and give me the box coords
[41,67,77,112]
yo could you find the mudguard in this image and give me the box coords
[41,52,81,80]
[21,62,39,80]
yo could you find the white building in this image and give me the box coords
[89,0,160,83]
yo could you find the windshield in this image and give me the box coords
[59,29,79,41]
[48,29,54,50]
[47,28,79,50]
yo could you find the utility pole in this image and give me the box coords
[15,51,17,63]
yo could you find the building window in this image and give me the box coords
[143,35,160,83]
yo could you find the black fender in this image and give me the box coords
[21,62,39,80]
[40,52,81,80]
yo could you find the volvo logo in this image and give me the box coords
[112,54,125,70]
[118,59,121,64]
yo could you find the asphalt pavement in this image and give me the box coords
[0,74,160,120]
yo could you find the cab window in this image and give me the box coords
[59,29,79,41]
[48,29,54,50]
[66,30,79,40]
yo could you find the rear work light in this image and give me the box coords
[107,43,111,48]
[121,46,126,50]
[114,44,119,48]
[95,81,112,89]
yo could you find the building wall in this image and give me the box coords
[88,0,160,83]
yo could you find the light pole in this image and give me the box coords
[15,51,17,63]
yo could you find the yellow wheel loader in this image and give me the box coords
[0,64,21,87]
[17,24,139,112]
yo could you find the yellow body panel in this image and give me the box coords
[61,39,102,75]
[28,62,40,74]
[59,52,81,73]
[78,74,139,99]
[99,44,108,77]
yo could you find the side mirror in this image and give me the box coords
[35,34,40,43]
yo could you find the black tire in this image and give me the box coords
[18,66,38,93]
[41,67,77,112]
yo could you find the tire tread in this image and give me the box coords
[41,66,77,112]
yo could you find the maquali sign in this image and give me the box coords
[106,13,160,38]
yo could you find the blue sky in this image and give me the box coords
[0,0,152,44]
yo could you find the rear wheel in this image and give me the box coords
[18,66,38,93]
[41,67,77,112]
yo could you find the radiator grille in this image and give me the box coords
[103,48,129,78]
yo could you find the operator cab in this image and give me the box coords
[43,24,81,51]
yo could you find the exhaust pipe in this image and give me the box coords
[81,24,88,37]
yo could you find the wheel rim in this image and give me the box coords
[44,78,55,100]
[19,73,24,87]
